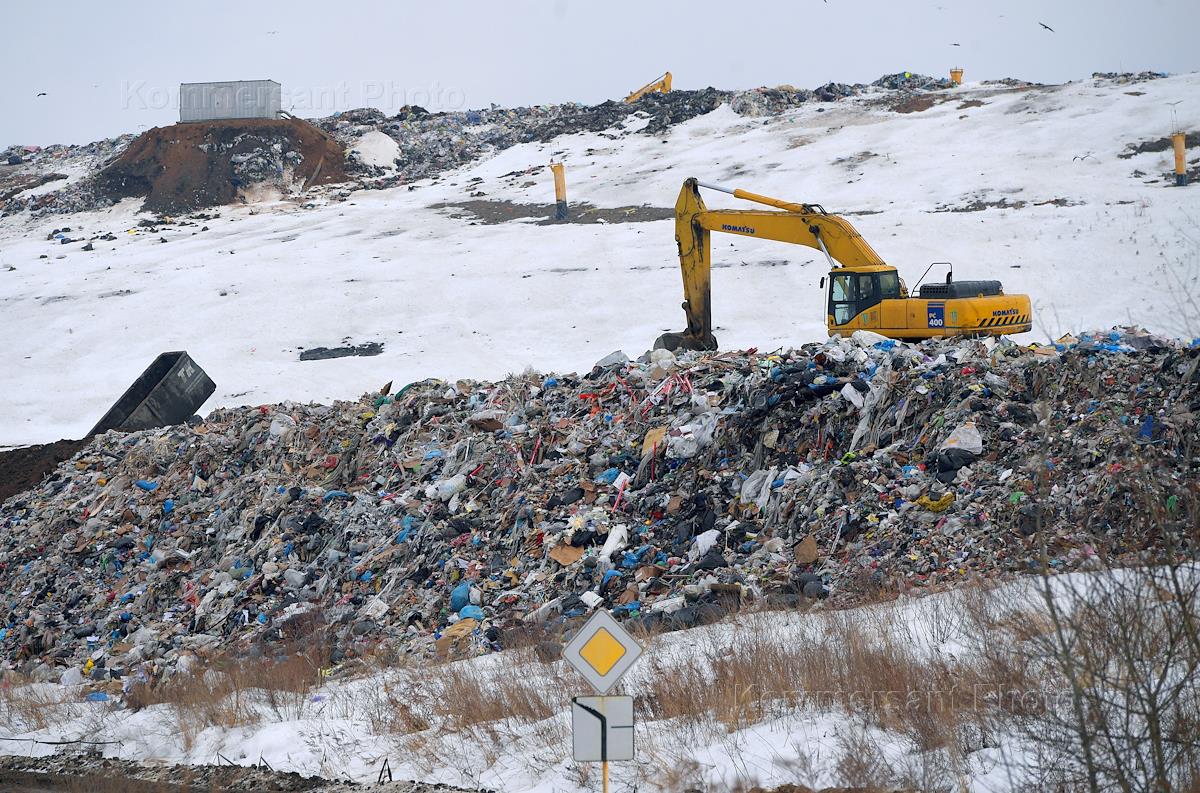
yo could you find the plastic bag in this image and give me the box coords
[689,528,722,562]
[449,581,471,612]
[667,413,718,459]
[940,422,983,454]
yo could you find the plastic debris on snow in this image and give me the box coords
[0,326,1196,692]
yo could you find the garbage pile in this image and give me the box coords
[1091,71,1168,84]
[4,73,956,217]
[0,136,135,217]
[307,73,946,186]
[7,328,1193,687]
[318,88,735,185]
[872,72,953,91]
[0,118,347,217]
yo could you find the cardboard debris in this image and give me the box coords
[548,544,586,566]
[795,535,820,564]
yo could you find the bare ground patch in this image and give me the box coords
[432,199,673,225]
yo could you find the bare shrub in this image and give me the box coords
[0,674,75,731]
[975,461,1200,792]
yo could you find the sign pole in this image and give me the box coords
[601,697,609,793]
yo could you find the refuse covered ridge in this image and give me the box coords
[1,329,1196,687]
[2,71,964,217]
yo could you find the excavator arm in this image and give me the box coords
[659,177,889,350]
[624,72,673,104]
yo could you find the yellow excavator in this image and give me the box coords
[624,72,673,103]
[654,178,1032,350]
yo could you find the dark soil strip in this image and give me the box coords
[299,342,385,361]
[433,199,673,225]
[0,439,88,503]
[1119,132,1200,159]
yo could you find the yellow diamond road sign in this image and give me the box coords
[563,610,643,694]
[579,628,625,675]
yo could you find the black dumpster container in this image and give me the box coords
[89,352,216,436]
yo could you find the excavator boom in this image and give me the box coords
[624,72,673,104]
[656,178,1031,351]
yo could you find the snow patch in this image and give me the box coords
[350,130,400,169]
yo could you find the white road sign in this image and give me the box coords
[561,609,644,694]
[572,695,635,762]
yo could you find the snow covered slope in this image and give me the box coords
[8,570,1192,792]
[1,73,1197,446]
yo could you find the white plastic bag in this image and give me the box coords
[841,383,865,408]
[667,413,718,459]
[689,528,722,561]
[599,523,629,561]
[941,421,984,454]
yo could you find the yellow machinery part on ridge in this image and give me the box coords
[624,72,673,104]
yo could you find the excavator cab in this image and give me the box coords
[828,269,902,326]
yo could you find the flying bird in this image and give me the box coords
[1039,21,1055,32]
[36,92,47,97]
[951,42,960,46]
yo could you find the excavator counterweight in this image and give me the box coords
[655,178,1032,351]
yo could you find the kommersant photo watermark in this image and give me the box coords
[730,683,1078,717]
[121,80,469,115]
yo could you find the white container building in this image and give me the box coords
[179,80,282,123]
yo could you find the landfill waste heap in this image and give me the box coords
[1,72,965,217]
[1,328,1196,689]
[321,73,953,188]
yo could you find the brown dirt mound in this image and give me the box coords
[95,118,346,214]
[0,439,88,504]
[892,95,937,114]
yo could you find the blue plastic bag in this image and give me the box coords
[450,581,471,612]
[459,605,484,620]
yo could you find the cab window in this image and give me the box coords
[857,274,878,306]
[829,271,899,326]
[830,274,856,324]
[878,271,900,299]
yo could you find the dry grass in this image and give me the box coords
[636,603,1009,755]
[123,642,330,750]
[0,672,79,731]
[340,585,1039,790]
[428,656,563,732]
